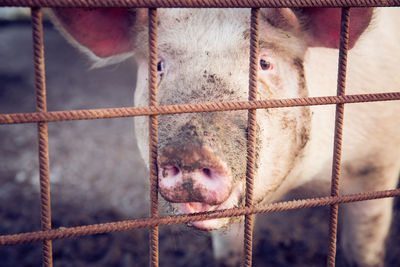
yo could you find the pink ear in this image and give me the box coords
[303,8,373,49]
[52,8,135,58]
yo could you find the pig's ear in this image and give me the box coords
[262,8,301,33]
[50,8,142,66]
[298,8,374,49]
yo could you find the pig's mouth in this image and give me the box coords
[171,182,243,230]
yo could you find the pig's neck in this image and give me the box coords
[273,8,400,198]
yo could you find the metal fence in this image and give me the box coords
[0,1,400,267]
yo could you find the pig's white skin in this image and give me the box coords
[133,8,400,267]
[52,7,400,266]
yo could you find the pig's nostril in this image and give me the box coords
[165,166,179,177]
[202,168,212,178]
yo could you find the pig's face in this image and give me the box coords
[133,9,311,230]
[51,7,372,230]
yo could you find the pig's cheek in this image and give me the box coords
[133,116,149,165]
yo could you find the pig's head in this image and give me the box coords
[52,8,373,230]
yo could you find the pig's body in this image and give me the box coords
[51,7,400,266]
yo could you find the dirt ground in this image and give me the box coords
[0,19,399,267]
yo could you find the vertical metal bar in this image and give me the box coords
[31,7,53,267]
[148,7,159,267]
[244,8,260,267]
[327,7,350,267]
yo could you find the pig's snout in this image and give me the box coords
[158,144,232,205]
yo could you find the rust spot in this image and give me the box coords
[258,78,273,96]
[206,74,221,84]
[367,213,383,226]
[345,162,381,178]
[358,165,378,177]
[182,179,194,192]
[242,29,250,40]
[192,186,206,202]
[293,57,307,97]
[299,125,310,150]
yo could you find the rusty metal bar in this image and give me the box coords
[243,7,259,267]
[148,7,159,267]
[1,0,400,8]
[1,92,399,125]
[1,188,399,246]
[327,7,350,267]
[31,7,53,267]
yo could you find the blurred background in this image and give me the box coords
[0,7,399,267]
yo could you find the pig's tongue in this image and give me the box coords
[183,202,214,213]
[181,202,223,230]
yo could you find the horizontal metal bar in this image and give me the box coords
[0,0,400,8]
[1,188,399,246]
[0,92,399,124]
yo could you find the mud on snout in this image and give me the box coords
[157,112,248,230]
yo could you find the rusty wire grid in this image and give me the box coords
[148,7,159,267]
[31,7,53,267]
[326,7,349,267]
[1,1,400,267]
[1,189,400,246]
[1,93,400,125]
[1,0,400,8]
[243,7,259,266]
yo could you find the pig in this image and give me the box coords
[50,7,400,266]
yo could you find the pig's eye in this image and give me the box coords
[259,59,273,71]
[157,60,165,73]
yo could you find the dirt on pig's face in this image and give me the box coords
[133,9,311,230]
